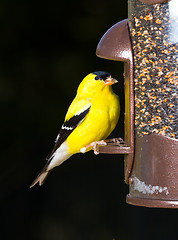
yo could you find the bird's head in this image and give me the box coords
[77,71,118,97]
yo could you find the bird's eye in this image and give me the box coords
[95,76,99,80]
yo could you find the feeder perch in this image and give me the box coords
[96,0,178,208]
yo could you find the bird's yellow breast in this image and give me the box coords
[66,86,120,154]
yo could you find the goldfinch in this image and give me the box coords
[30,71,120,188]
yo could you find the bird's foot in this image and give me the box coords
[105,138,125,145]
[80,140,107,155]
[80,138,125,155]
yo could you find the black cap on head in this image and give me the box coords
[93,71,110,81]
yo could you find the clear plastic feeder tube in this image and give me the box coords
[128,0,178,139]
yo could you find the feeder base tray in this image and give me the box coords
[126,194,178,208]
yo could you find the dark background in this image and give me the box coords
[0,0,178,239]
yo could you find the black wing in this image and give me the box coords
[46,106,91,160]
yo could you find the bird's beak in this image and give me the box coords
[105,76,118,86]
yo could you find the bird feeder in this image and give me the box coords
[96,0,178,208]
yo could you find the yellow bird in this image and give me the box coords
[30,71,120,188]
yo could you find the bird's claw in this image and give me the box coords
[92,140,107,155]
[80,138,125,155]
[80,140,107,155]
[105,138,125,145]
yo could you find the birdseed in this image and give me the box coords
[129,3,178,139]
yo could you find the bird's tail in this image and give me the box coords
[30,142,71,188]
[30,160,52,188]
